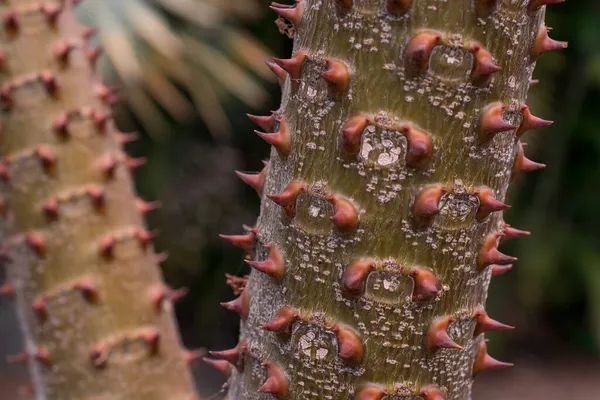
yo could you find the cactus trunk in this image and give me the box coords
[0,1,196,399]
[223,1,563,399]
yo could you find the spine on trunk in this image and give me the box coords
[0,1,197,399]
[215,0,565,399]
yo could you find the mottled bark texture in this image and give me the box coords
[221,1,565,399]
[0,1,197,399]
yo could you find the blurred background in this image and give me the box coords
[1,0,599,398]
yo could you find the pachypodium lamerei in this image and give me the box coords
[0,1,198,399]
[213,0,566,399]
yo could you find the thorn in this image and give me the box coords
[209,341,246,372]
[265,60,287,87]
[0,281,14,299]
[219,231,256,258]
[25,232,46,257]
[155,252,169,264]
[404,31,442,74]
[183,348,206,365]
[89,343,108,368]
[531,26,568,62]
[491,264,513,277]
[95,83,119,105]
[91,110,110,132]
[245,243,285,279]
[53,114,70,138]
[354,386,388,400]
[225,274,249,296]
[475,0,499,18]
[118,132,139,144]
[73,279,100,303]
[478,233,517,269]
[86,185,105,212]
[221,289,250,320]
[321,59,350,94]
[32,295,48,320]
[473,339,513,376]
[270,1,304,26]
[255,118,291,156]
[501,224,531,242]
[336,0,354,9]
[0,162,9,182]
[87,46,104,67]
[419,384,446,400]
[35,146,57,176]
[479,103,517,139]
[475,187,510,220]
[138,328,160,356]
[40,3,62,26]
[0,196,6,218]
[0,85,13,110]
[427,316,462,353]
[126,156,147,171]
[512,142,546,177]
[413,184,447,226]
[203,357,232,377]
[517,105,553,137]
[151,285,188,314]
[261,306,301,336]
[341,259,376,296]
[333,324,364,365]
[54,40,75,65]
[267,180,305,217]
[399,123,433,166]
[469,43,502,84]
[529,79,540,87]
[39,71,59,95]
[135,229,158,249]
[136,199,162,214]
[387,0,413,15]
[528,0,565,12]
[259,361,289,399]
[247,113,276,132]
[473,307,514,337]
[273,50,307,81]
[82,27,97,41]
[42,198,59,220]
[235,165,267,197]
[328,194,359,233]
[3,12,18,34]
[341,115,371,157]
[98,235,115,259]
[409,266,441,301]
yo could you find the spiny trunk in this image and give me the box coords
[0,1,197,399]
[219,1,564,399]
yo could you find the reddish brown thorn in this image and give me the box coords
[6,351,30,364]
[235,164,267,197]
[328,194,359,233]
[53,114,70,138]
[387,0,413,15]
[73,279,100,303]
[413,184,447,225]
[333,324,364,365]
[3,12,18,34]
[273,50,307,81]
[491,264,513,277]
[25,232,46,257]
[203,357,232,377]
[341,259,376,296]
[409,266,441,301]
[39,71,59,95]
[531,26,568,62]
[225,274,249,295]
[404,31,442,74]
[0,51,6,71]
[528,0,565,12]
[137,199,162,214]
[517,105,553,137]
[419,384,446,400]
[0,85,13,110]
[479,103,517,139]
[475,0,499,18]
[265,60,287,87]
[138,328,160,356]
[0,281,14,299]
[94,83,119,105]
[261,306,300,336]
[209,341,246,373]
[221,289,250,320]
[126,156,147,171]
[321,59,350,94]
[512,142,546,177]
[478,233,517,269]
[529,79,540,87]
[36,146,57,176]
[91,110,110,132]
[135,229,158,249]
[151,285,188,314]
[399,123,433,166]
[87,46,104,67]
[270,1,304,26]
[32,295,48,320]
[89,343,108,368]
[118,131,139,144]
[469,43,501,84]
[354,386,388,400]
[155,252,169,264]
[427,316,462,353]
[42,198,59,220]
[86,185,105,212]
[259,361,289,399]
[473,307,514,337]
[337,0,354,9]
[54,40,74,65]
[475,187,510,220]
[40,3,62,26]
[246,244,285,279]
[247,113,276,132]
[0,161,9,182]
[473,339,513,376]
[501,224,531,242]
[183,348,206,365]
[220,231,256,257]
[267,180,305,217]
[98,235,115,259]
[341,115,371,157]
[97,155,117,179]
[255,118,291,156]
